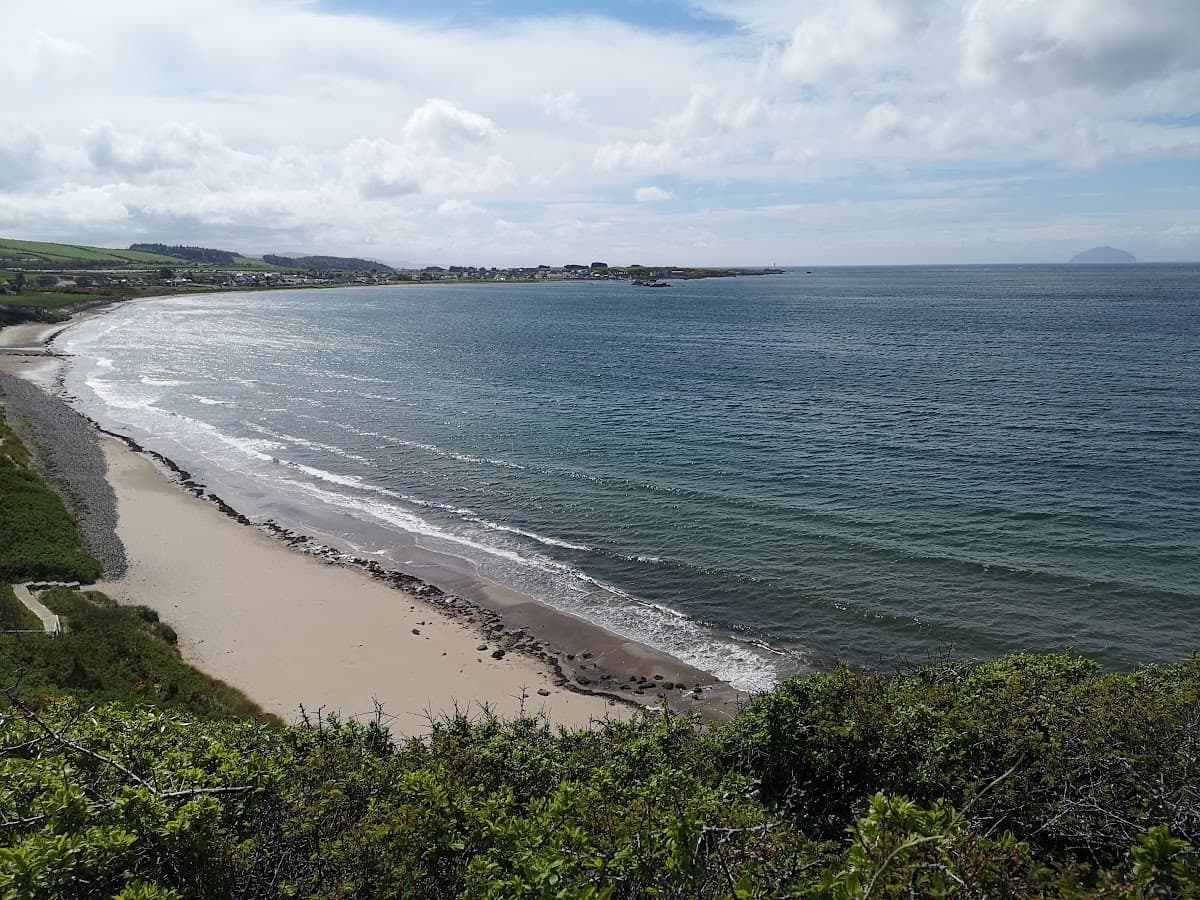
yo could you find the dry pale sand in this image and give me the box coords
[96,436,629,733]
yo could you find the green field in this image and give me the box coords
[0,237,188,269]
[0,291,96,311]
[0,237,290,272]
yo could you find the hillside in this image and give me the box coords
[263,253,395,272]
[0,237,190,269]
[0,238,284,272]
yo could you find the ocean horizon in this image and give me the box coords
[58,265,1200,690]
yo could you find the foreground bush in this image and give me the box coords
[1,653,1198,897]
[719,652,1200,867]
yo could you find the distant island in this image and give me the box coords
[1069,246,1136,264]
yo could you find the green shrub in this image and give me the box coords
[718,652,1200,867]
[2,697,1197,898]
[0,584,41,631]
[0,458,102,584]
[0,589,260,719]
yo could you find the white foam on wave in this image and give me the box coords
[470,519,592,552]
[192,395,230,406]
[277,474,561,572]
[269,454,480,518]
[160,412,282,464]
[268,463,781,691]
[140,375,189,387]
[246,423,373,466]
[450,452,526,470]
[265,446,589,555]
[81,378,282,465]
[304,417,527,472]
[85,376,157,412]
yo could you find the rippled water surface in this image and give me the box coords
[61,266,1200,687]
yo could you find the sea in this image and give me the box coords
[58,266,1200,691]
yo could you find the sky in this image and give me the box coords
[3,0,1199,266]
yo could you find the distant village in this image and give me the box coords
[5,262,777,296]
[1,239,781,311]
[149,262,722,288]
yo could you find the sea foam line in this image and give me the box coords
[264,464,780,690]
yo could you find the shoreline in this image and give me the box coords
[92,423,746,721]
[1,300,750,727]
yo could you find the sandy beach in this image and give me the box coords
[2,299,745,731]
[93,434,629,731]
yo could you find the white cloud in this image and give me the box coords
[402,99,499,151]
[0,0,1195,263]
[0,126,49,189]
[341,100,513,200]
[540,89,582,121]
[594,140,679,172]
[85,121,231,175]
[634,186,673,202]
[857,103,908,144]
[960,0,1200,91]
[437,199,485,217]
[778,0,940,82]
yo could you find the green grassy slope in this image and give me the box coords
[0,454,103,584]
[0,398,264,721]
[0,238,289,271]
[0,583,41,630]
[0,238,188,268]
[0,588,263,718]
[0,399,100,583]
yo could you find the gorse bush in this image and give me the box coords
[2,654,1198,898]
[718,652,1200,868]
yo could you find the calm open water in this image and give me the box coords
[60,266,1200,689]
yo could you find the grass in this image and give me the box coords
[0,584,41,631]
[0,404,102,584]
[0,237,186,268]
[0,410,32,468]
[0,460,102,583]
[0,393,267,721]
[0,588,266,719]
[0,238,289,273]
[0,291,90,311]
